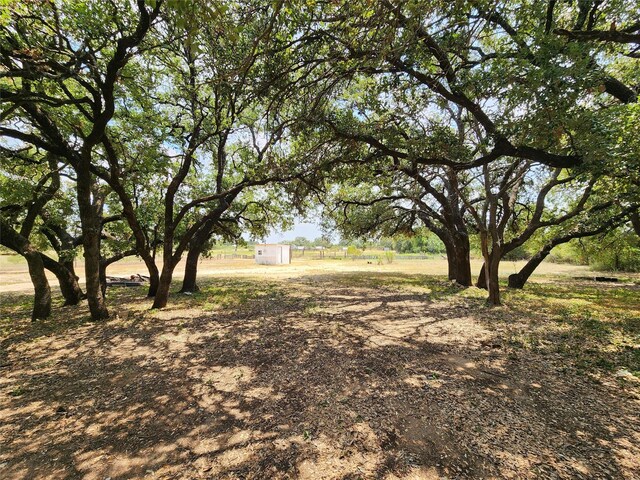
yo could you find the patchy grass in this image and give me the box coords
[196,279,281,311]
[1,271,639,479]
[501,282,640,379]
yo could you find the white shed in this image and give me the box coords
[255,244,292,265]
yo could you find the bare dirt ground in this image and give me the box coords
[1,260,639,479]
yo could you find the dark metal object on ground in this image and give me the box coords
[106,274,149,287]
[574,276,619,283]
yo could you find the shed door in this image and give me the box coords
[278,247,282,264]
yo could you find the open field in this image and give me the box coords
[0,253,617,293]
[1,259,639,479]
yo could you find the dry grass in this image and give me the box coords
[0,255,612,293]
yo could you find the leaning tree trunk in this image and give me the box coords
[476,263,487,289]
[99,250,137,298]
[508,246,553,289]
[0,219,52,320]
[40,254,84,305]
[180,246,202,293]
[120,198,159,297]
[509,209,640,289]
[107,179,160,297]
[76,168,108,320]
[153,243,179,309]
[25,248,52,320]
[180,218,216,293]
[152,263,175,309]
[143,256,160,297]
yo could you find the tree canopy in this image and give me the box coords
[1,0,638,317]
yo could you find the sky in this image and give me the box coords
[262,219,324,243]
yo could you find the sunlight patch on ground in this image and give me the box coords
[1,267,639,479]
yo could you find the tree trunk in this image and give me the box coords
[631,212,640,238]
[76,169,109,320]
[144,257,160,297]
[444,240,457,281]
[452,236,472,286]
[180,247,201,293]
[486,252,501,306]
[40,254,84,305]
[99,261,108,298]
[79,219,108,320]
[476,263,487,289]
[25,248,52,320]
[61,259,77,279]
[0,219,52,319]
[439,232,472,286]
[507,208,636,288]
[180,218,216,293]
[508,247,551,289]
[152,265,174,309]
[111,184,159,296]
[478,232,501,305]
[478,230,490,292]
[603,76,638,104]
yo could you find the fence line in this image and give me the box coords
[210,252,442,261]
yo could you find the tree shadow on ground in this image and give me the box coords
[1,273,639,479]
[495,281,640,384]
